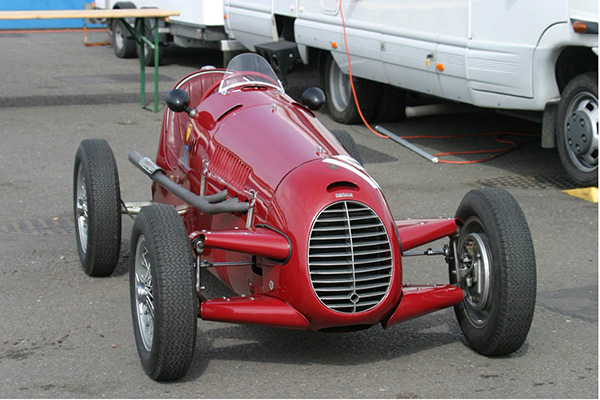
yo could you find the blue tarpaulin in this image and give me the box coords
[0,0,105,29]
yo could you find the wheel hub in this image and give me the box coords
[566,109,594,155]
[564,91,598,171]
[457,230,492,327]
[115,24,124,49]
[462,233,492,312]
[137,282,148,299]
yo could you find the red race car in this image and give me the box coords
[73,53,536,381]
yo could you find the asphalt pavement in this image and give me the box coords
[0,30,597,398]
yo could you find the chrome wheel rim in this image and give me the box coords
[114,22,125,50]
[564,90,598,172]
[75,164,89,253]
[135,236,154,351]
[458,222,492,328]
[329,60,352,112]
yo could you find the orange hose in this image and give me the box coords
[339,0,388,139]
[83,25,110,46]
[338,0,538,164]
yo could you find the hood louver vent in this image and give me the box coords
[211,144,251,189]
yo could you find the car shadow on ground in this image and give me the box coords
[179,270,530,381]
[109,237,532,382]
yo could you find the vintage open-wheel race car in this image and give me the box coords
[73,53,536,381]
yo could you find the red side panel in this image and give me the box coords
[384,285,464,328]
[201,295,310,330]
[396,218,458,251]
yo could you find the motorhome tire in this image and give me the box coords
[556,72,598,187]
[136,17,164,67]
[323,53,377,124]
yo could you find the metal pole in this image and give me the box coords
[153,17,159,112]
[139,18,145,108]
[375,125,439,163]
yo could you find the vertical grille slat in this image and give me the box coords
[308,201,392,313]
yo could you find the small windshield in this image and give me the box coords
[218,53,284,95]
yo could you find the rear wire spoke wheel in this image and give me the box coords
[134,236,154,351]
[129,204,197,381]
[452,188,536,356]
[73,139,121,277]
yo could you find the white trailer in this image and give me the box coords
[224,0,599,186]
[98,0,242,65]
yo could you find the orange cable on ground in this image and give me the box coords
[83,25,110,46]
[338,0,539,164]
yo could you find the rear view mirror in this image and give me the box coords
[166,89,194,116]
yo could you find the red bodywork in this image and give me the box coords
[152,69,464,332]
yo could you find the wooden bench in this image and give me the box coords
[0,9,180,112]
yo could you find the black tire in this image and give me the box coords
[451,188,536,356]
[112,19,137,59]
[136,18,164,67]
[73,139,121,277]
[556,72,598,187]
[130,204,197,381]
[372,83,407,122]
[331,129,363,165]
[323,53,377,124]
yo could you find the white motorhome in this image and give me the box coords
[224,0,599,186]
[98,0,242,65]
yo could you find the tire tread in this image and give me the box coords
[74,139,121,277]
[131,204,196,381]
[455,187,536,356]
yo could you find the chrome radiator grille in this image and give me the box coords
[308,201,393,313]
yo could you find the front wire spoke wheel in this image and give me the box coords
[129,204,197,381]
[135,236,154,352]
[75,164,89,253]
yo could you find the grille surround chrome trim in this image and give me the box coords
[307,201,393,313]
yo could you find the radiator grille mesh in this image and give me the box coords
[308,201,393,313]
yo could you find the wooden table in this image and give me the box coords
[0,9,180,112]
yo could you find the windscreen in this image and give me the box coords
[218,53,284,95]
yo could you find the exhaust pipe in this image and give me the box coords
[128,150,250,215]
